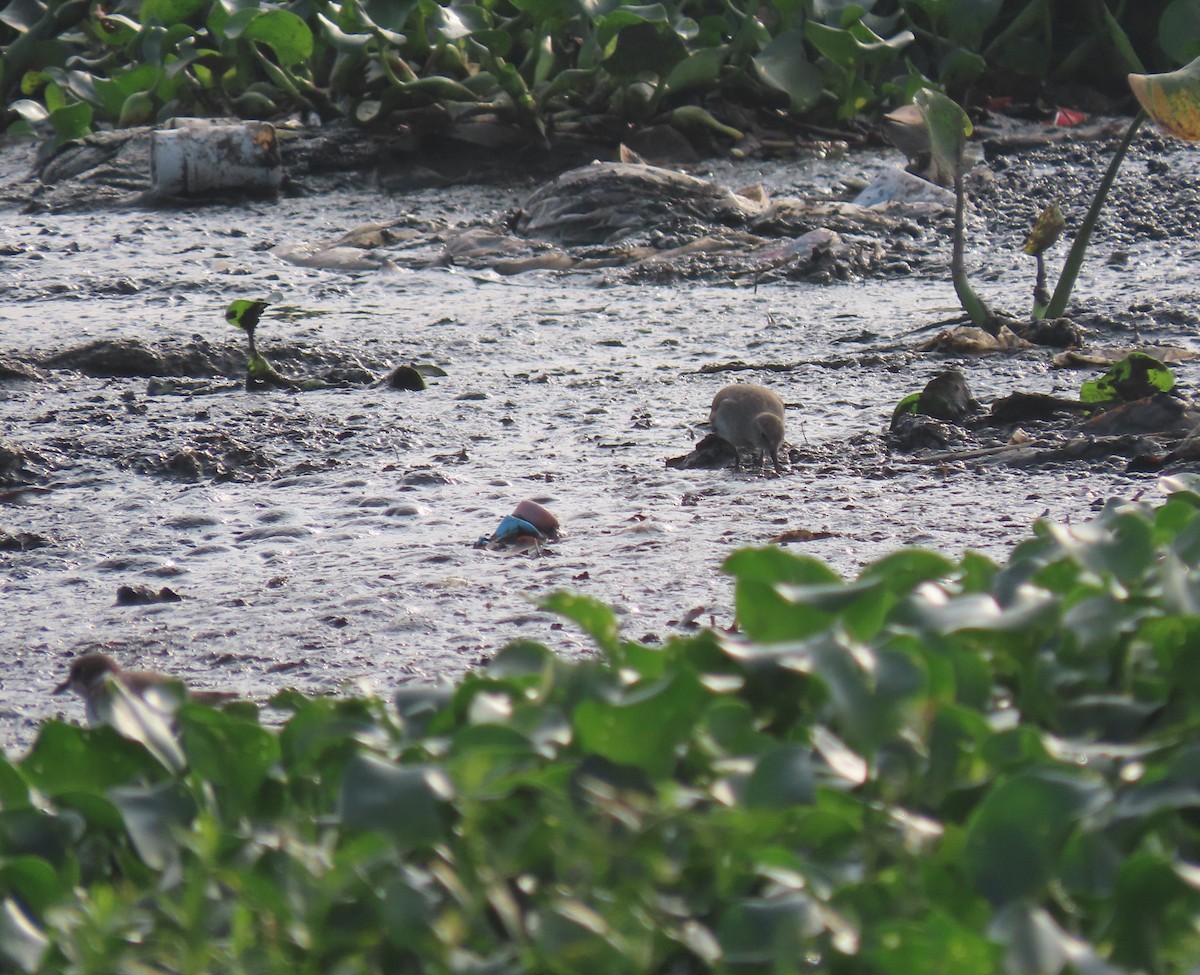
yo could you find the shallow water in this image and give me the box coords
[2,134,1199,752]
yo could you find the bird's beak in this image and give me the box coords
[52,677,71,696]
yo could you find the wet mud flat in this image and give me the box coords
[2,122,1200,752]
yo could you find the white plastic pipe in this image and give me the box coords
[150,118,282,198]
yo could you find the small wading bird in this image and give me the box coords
[53,653,235,725]
[710,383,787,474]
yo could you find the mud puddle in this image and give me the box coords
[2,125,1199,752]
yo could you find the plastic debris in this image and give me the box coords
[475,500,560,554]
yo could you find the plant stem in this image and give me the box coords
[952,168,992,328]
[1033,253,1049,317]
[1042,109,1145,319]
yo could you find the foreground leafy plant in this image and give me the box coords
[8,481,1200,972]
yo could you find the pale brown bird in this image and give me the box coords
[710,384,786,474]
[53,653,235,725]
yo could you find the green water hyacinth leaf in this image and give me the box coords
[19,723,166,795]
[659,44,727,98]
[987,903,1112,975]
[806,20,914,67]
[0,858,61,916]
[48,99,92,143]
[669,105,742,140]
[889,391,921,427]
[0,0,46,33]
[225,298,268,332]
[914,86,971,186]
[542,591,619,656]
[717,892,824,965]
[963,766,1109,905]
[1079,352,1174,403]
[140,0,206,25]
[573,672,707,777]
[338,753,453,846]
[743,746,815,807]
[1129,54,1200,141]
[179,706,278,820]
[109,780,196,871]
[1159,0,1200,66]
[752,30,824,113]
[1109,852,1200,970]
[724,546,844,642]
[903,585,1056,636]
[241,9,313,66]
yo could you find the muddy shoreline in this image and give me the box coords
[2,119,1199,752]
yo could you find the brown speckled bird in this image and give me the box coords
[53,653,234,725]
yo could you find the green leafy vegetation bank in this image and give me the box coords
[2,0,1192,148]
[5,481,1200,971]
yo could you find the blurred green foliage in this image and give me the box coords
[0,0,1191,148]
[9,481,1200,971]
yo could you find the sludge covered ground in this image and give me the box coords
[1,119,1198,751]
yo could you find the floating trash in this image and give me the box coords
[475,500,560,554]
[151,118,282,199]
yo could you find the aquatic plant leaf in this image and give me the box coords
[573,672,706,777]
[725,547,846,642]
[393,684,454,738]
[903,585,1055,635]
[1079,352,1174,403]
[140,0,206,25]
[669,105,743,139]
[316,12,373,51]
[541,592,619,655]
[752,30,824,113]
[1109,852,1200,970]
[225,298,268,332]
[717,892,823,965]
[743,746,815,807]
[338,753,452,845]
[906,0,956,16]
[48,99,92,144]
[659,44,726,97]
[866,911,1001,974]
[1022,203,1065,256]
[0,898,47,974]
[485,641,554,682]
[109,780,195,870]
[19,723,166,795]
[179,707,279,819]
[963,767,1108,905]
[1099,2,1146,74]
[806,20,913,67]
[1048,512,1157,589]
[0,858,61,917]
[1129,55,1200,141]
[914,86,971,185]
[7,99,49,124]
[889,391,921,427]
[987,903,1113,975]
[0,758,29,809]
[0,0,46,33]
[242,9,313,66]
[860,548,956,593]
[1159,0,1200,67]
[529,898,626,971]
